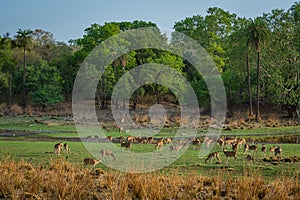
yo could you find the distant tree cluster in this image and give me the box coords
[0,2,299,119]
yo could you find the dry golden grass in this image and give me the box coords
[1,158,300,199]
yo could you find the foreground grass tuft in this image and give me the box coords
[1,158,300,199]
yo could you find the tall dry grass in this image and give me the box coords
[0,158,300,199]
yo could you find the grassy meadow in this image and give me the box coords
[1,115,300,199]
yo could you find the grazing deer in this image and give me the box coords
[274,146,282,159]
[54,142,63,155]
[127,136,135,143]
[246,154,254,161]
[155,139,164,149]
[83,158,102,169]
[205,152,221,164]
[63,143,70,153]
[170,144,183,153]
[106,136,113,143]
[121,141,132,150]
[100,149,116,161]
[116,136,125,143]
[192,138,201,149]
[261,144,266,156]
[244,144,258,154]
[164,137,173,144]
[147,137,153,144]
[223,148,238,164]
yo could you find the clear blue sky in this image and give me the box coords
[0,0,297,42]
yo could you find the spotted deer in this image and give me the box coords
[205,152,221,164]
[155,139,164,149]
[100,149,116,161]
[54,142,63,155]
[83,158,102,169]
[261,144,266,156]
[270,146,282,159]
[244,144,258,154]
[63,143,70,153]
[170,144,183,153]
[121,141,132,150]
[223,148,238,164]
[106,136,113,142]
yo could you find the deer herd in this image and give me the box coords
[53,134,284,168]
[207,136,283,164]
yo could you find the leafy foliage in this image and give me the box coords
[0,3,299,117]
[26,62,63,105]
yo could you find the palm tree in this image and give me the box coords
[16,28,33,107]
[291,2,300,24]
[246,18,270,121]
[246,51,253,117]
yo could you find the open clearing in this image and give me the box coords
[1,116,300,179]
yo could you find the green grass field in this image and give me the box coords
[1,116,300,179]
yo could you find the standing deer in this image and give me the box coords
[63,143,70,153]
[261,144,266,156]
[217,138,225,149]
[192,138,201,149]
[204,137,213,148]
[269,146,277,156]
[205,152,221,164]
[155,139,164,149]
[272,146,282,159]
[232,143,238,151]
[54,142,63,155]
[223,148,238,164]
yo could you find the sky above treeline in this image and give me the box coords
[0,0,297,42]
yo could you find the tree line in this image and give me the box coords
[0,2,299,120]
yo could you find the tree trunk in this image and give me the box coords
[256,51,260,121]
[9,72,12,106]
[101,75,105,110]
[22,47,26,107]
[227,80,233,118]
[246,52,253,117]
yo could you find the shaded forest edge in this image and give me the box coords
[0,101,299,131]
[0,2,299,121]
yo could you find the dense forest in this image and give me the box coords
[0,2,299,120]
